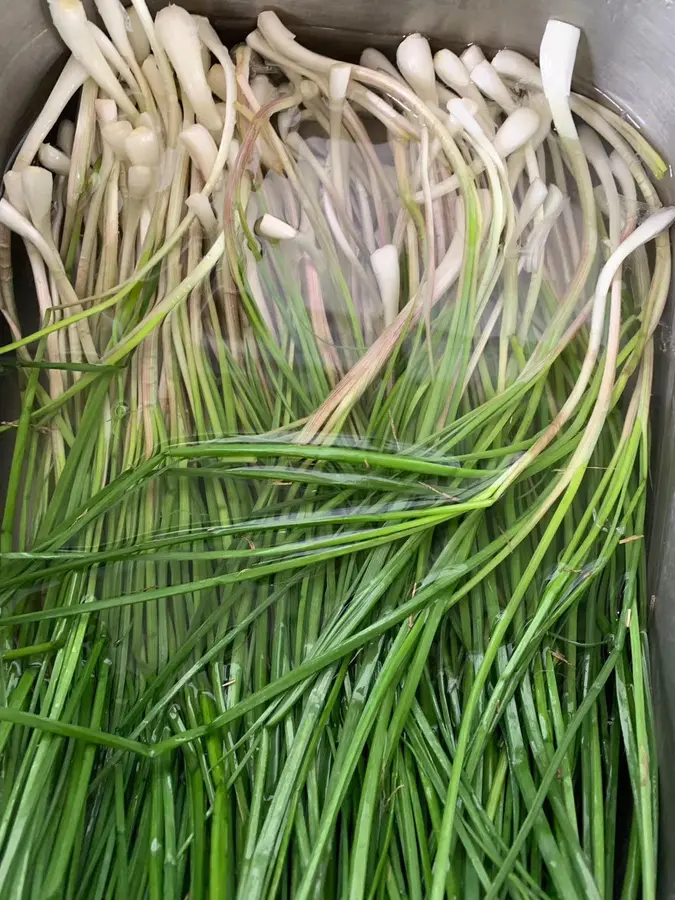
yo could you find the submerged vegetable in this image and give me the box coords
[0,5,668,899]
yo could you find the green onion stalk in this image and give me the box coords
[0,2,670,897]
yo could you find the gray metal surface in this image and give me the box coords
[1,0,675,894]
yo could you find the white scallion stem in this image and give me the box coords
[329,64,351,203]
[59,78,98,260]
[56,120,75,156]
[125,126,161,167]
[548,134,580,267]
[14,57,87,171]
[186,193,218,239]
[101,121,133,159]
[3,172,65,394]
[207,64,228,102]
[125,5,150,63]
[491,48,543,88]
[461,44,485,72]
[194,17,238,194]
[0,198,98,361]
[470,60,517,112]
[37,144,71,177]
[540,19,580,142]
[493,108,541,158]
[47,0,138,121]
[155,5,221,134]
[21,168,55,241]
[88,23,141,95]
[609,149,639,236]
[371,244,400,327]
[359,48,405,83]
[396,33,437,106]
[130,0,181,144]
[93,0,156,112]
[255,214,298,241]
[522,184,566,272]
[579,125,621,247]
[142,55,168,129]
[179,125,218,182]
[257,11,339,74]
[322,191,360,267]
[517,178,548,236]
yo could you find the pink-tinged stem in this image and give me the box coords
[304,258,342,384]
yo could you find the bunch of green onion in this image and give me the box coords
[0,0,672,897]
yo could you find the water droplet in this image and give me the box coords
[150,838,161,854]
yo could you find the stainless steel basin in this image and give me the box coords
[1,0,675,894]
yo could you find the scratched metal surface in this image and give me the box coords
[1,0,675,894]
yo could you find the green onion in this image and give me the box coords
[0,4,670,898]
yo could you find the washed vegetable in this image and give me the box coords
[0,4,669,899]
